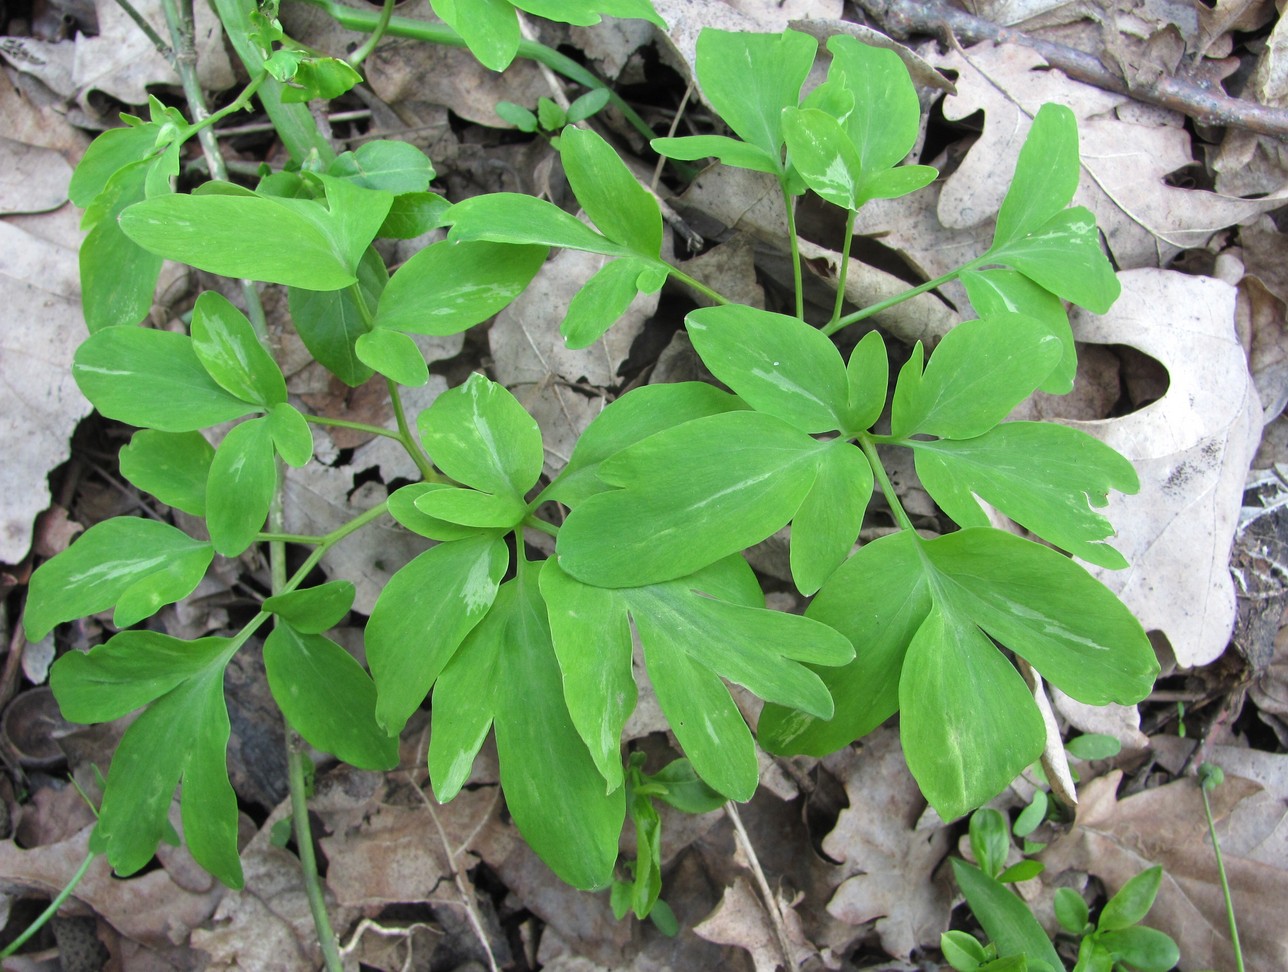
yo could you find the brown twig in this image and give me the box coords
[724,802,800,972]
[852,0,1288,139]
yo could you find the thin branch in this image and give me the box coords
[852,0,1288,139]
[112,0,172,62]
[724,803,800,972]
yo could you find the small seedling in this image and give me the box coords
[497,89,613,146]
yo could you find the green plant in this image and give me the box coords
[496,89,613,145]
[1198,763,1245,972]
[20,4,1162,963]
[947,810,1181,972]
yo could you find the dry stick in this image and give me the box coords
[851,0,1288,139]
[724,803,800,972]
[517,12,571,111]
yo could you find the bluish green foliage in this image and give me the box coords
[29,15,1158,928]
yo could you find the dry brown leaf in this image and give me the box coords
[693,877,814,972]
[490,246,656,479]
[927,43,1286,268]
[0,215,91,564]
[0,137,72,216]
[1041,770,1288,971]
[818,728,952,959]
[1068,269,1262,668]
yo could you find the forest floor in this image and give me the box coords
[2,0,1288,969]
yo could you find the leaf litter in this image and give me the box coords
[3,0,1288,969]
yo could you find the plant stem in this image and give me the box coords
[182,73,267,140]
[291,0,658,144]
[112,0,171,60]
[828,207,858,329]
[1200,772,1245,972]
[288,742,344,972]
[303,414,405,441]
[347,0,394,67]
[725,803,799,972]
[824,261,980,337]
[858,435,916,535]
[387,379,439,482]
[666,266,730,306]
[779,177,805,320]
[524,515,559,539]
[0,852,96,958]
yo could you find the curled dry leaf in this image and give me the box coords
[693,876,815,972]
[1040,769,1288,971]
[819,728,952,959]
[1068,268,1262,668]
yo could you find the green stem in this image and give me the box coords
[780,177,804,320]
[181,73,267,141]
[303,414,404,441]
[1200,772,1245,972]
[288,743,343,972]
[828,207,858,329]
[0,852,96,958]
[291,0,658,144]
[524,515,559,538]
[387,379,439,482]
[666,266,730,306]
[824,260,981,337]
[858,435,916,535]
[112,0,170,60]
[258,532,325,544]
[347,0,394,68]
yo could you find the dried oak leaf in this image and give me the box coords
[1068,268,1262,668]
[818,728,953,959]
[693,877,815,972]
[1041,769,1288,971]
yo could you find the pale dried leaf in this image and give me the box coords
[1069,269,1262,667]
[693,877,814,972]
[1041,769,1288,971]
[0,215,92,564]
[818,728,952,958]
[927,43,1287,268]
[0,137,72,215]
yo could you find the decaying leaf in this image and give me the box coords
[1068,268,1262,668]
[0,216,91,564]
[694,876,814,972]
[1041,769,1288,971]
[818,728,953,958]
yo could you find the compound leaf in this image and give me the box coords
[781,107,864,210]
[26,518,213,640]
[74,326,258,432]
[367,534,508,735]
[911,422,1139,568]
[118,430,214,516]
[264,624,398,770]
[686,304,848,433]
[556,411,823,587]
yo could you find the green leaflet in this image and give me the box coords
[263,580,355,633]
[910,422,1139,568]
[328,140,435,194]
[890,315,1062,440]
[543,382,746,507]
[512,0,665,28]
[416,373,544,499]
[267,402,314,468]
[429,577,625,891]
[686,304,848,434]
[845,329,889,434]
[386,483,482,541]
[355,328,428,386]
[953,860,1065,971]
[373,240,548,336]
[206,418,277,557]
[987,207,1121,314]
[264,624,398,770]
[378,191,450,240]
[68,123,164,208]
[561,127,662,258]
[544,555,852,799]
[960,268,1075,396]
[430,0,521,71]
[51,632,243,887]
[366,534,509,735]
[556,410,825,587]
[992,103,1080,249]
[190,291,287,407]
[445,193,630,256]
[25,518,214,640]
[826,36,922,176]
[118,430,214,516]
[789,439,872,596]
[119,176,392,290]
[415,486,527,529]
[288,245,386,387]
[562,256,657,349]
[79,159,163,332]
[649,134,778,174]
[760,528,1156,820]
